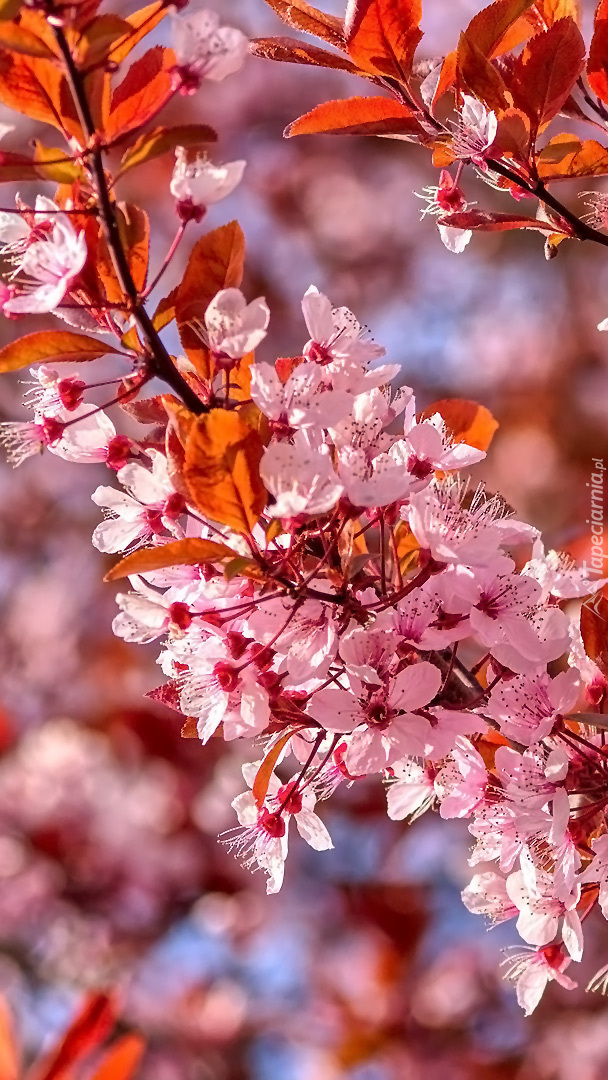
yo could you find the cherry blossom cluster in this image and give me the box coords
[1,0,608,1020]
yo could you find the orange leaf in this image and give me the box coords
[286,95,422,137]
[30,993,116,1080]
[0,51,65,131]
[0,998,19,1080]
[253,731,297,808]
[120,204,149,293]
[251,36,362,73]
[0,21,54,58]
[263,0,345,49]
[0,148,41,181]
[440,209,565,234]
[105,538,239,581]
[512,17,585,128]
[462,0,536,56]
[537,134,608,179]
[345,0,422,79]
[109,1,170,65]
[90,1035,145,1080]
[184,409,267,535]
[589,0,608,105]
[105,46,175,142]
[457,32,511,113]
[0,331,121,373]
[420,398,499,452]
[581,585,608,678]
[175,221,245,380]
[77,15,134,67]
[119,124,217,176]
[534,0,581,23]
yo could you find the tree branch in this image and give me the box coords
[51,22,208,416]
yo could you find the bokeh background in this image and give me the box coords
[1,0,608,1075]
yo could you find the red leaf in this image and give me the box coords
[463,0,536,56]
[589,0,608,105]
[90,1035,145,1080]
[344,0,423,79]
[512,17,585,128]
[286,95,422,137]
[263,0,345,49]
[105,46,174,141]
[175,221,245,379]
[0,331,121,373]
[250,36,362,73]
[537,134,608,179]
[119,123,217,176]
[457,32,511,113]
[29,993,116,1080]
[441,209,563,233]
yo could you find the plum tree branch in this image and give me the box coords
[51,21,208,416]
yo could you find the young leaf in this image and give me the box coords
[31,993,116,1080]
[440,209,564,233]
[457,32,511,113]
[581,586,608,678]
[0,331,121,373]
[263,0,345,49]
[0,21,55,58]
[175,221,245,379]
[90,1035,145,1080]
[251,36,362,73]
[33,140,82,182]
[105,46,175,142]
[286,95,422,137]
[589,0,608,105]
[110,1,170,65]
[345,0,423,80]
[184,409,267,534]
[463,0,536,56]
[119,124,218,176]
[253,731,298,808]
[420,399,499,452]
[512,17,586,129]
[0,999,18,1080]
[537,134,608,179]
[105,538,238,581]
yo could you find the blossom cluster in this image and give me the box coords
[0,0,607,1023]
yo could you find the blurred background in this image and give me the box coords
[0,0,608,1075]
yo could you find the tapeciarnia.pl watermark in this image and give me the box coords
[582,457,606,619]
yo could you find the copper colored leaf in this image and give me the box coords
[0,999,18,1080]
[263,0,345,48]
[0,149,40,181]
[286,95,422,137]
[589,0,608,105]
[184,409,266,534]
[581,587,608,678]
[512,17,585,127]
[0,0,22,16]
[91,1035,145,1080]
[0,331,120,373]
[119,123,218,176]
[537,134,608,179]
[463,0,536,56]
[105,46,174,142]
[105,538,238,581]
[253,731,297,808]
[421,398,499,452]
[0,21,54,57]
[78,15,134,67]
[175,221,245,379]
[33,140,82,182]
[0,51,64,129]
[251,35,361,73]
[119,203,149,292]
[535,0,580,23]
[30,993,116,1080]
[457,32,511,112]
[110,1,170,64]
[440,209,563,233]
[345,0,423,79]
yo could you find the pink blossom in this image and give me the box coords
[462,871,518,924]
[172,7,248,88]
[452,95,498,166]
[386,758,435,821]
[579,834,608,918]
[251,361,350,430]
[487,669,580,747]
[205,288,270,359]
[91,450,184,553]
[404,414,486,480]
[434,736,488,819]
[506,869,583,959]
[502,945,577,1015]
[260,431,344,518]
[2,215,87,314]
[170,151,245,214]
[180,639,271,743]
